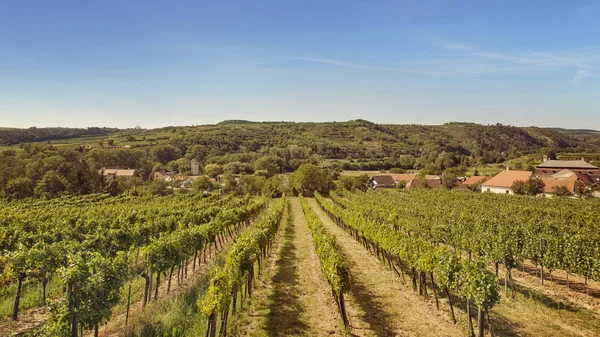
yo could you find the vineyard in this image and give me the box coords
[0,194,266,336]
[1,191,600,336]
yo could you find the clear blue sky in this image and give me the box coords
[1,0,599,129]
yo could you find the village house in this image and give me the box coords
[386,173,418,188]
[534,157,600,187]
[540,174,578,197]
[99,168,136,183]
[152,170,171,180]
[462,176,488,187]
[455,176,489,190]
[535,156,599,177]
[411,178,443,189]
[481,161,591,197]
[371,175,396,189]
[377,173,446,190]
[481,170,533,194]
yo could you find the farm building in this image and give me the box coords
[535,158,600,187]
[481,170,533,194]
[152,170,171,180]
[99,168,136,183]
[371,175,396,189]
[387,173,417,188]
[540,175,578,197]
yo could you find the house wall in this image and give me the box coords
[481,185,512,194]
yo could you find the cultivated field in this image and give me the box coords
[2,191,600,337]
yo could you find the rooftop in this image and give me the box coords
[373,175,396,186]
[387,173,417,182]
[542,175,577,194]
[482,170,533,188]
[537,160,598,169]
[99,168,136,176]
[463,176,489,185]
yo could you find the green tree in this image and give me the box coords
[552,185,572,197]
[167,158,191,174]
[204,164,223,178]
[237,174,266,196]
[527,178,545,196]
[35,171,67,199]
[151,145,180,164]
[221,172,237,194]
[145,179,170,196]
[399,155,416,169]
[262,175,287,198]
[6,177,34,199]
[223,161,252,175]
[290,164,334,196]
[511,180,528,195]
[336,175,357,191]
[192,176,213,192]
[253,155,282,177]
[336,174,369,192]
[441,172,457,190]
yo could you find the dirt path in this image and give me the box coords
[306,198,463,337]
[1,306,49,337]
[235,198,343,337]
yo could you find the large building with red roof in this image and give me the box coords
[481,170,533,194]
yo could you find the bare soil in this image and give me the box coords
[0,306,49,336]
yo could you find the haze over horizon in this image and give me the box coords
[1,1,599,129]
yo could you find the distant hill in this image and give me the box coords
[0,127,119,146]
[2,121,600,163]
[217,120,258,125]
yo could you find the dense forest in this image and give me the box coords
[0,127,119,145]
[1,120,599,200]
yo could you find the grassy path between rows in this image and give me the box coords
[306,197,466,337]
[233,198,344,336]
[312,196,600,337]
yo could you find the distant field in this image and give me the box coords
[339,170,382,177]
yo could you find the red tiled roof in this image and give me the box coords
[373,175,396,187]
[482,170,533,188]
[387,173,417,182]
[411,178,443,189]
[576,173,600,186]
[463,176,489,185]
[542,175,577,194]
